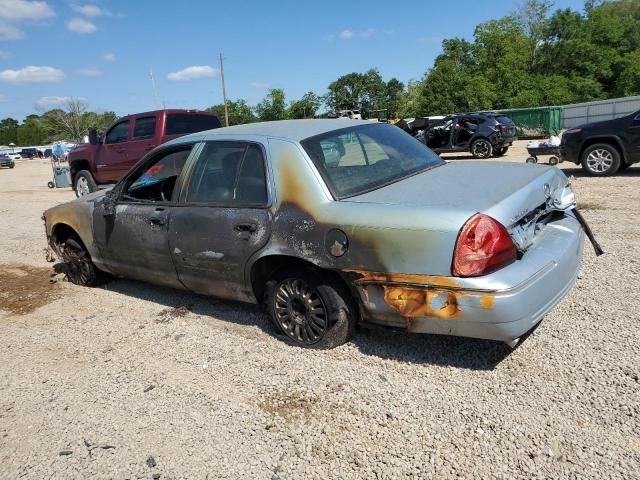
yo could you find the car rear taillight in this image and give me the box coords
[452,213,517,277]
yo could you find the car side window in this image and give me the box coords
[235,144,268,205]
[105,120,129,144]
[186,141,246,204]
[124,146,192,202]
[186,141,268,206]
[133,116,156,139]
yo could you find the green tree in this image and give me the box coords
[255,89,287,121]
[17,115,46,145]
[207,99,257,125]
[287,92,320,119]
[383,78,405,117]
[0,118,19,146]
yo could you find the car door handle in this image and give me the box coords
[234,223,257,233]
[149,217,166,226]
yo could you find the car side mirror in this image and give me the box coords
[89,128,99,145]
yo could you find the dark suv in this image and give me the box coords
[418,113,517,159]
[561,110,640,176]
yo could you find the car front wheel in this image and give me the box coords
[57,235,110,286]
[581,144,621,176]
[471,139,493,159]
[266,269,355,349]
[74,170,97,197]
[493,146,509,156]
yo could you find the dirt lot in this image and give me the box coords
[1,142,639,479]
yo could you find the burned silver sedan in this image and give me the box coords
[44,120,595,349]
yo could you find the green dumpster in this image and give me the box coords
[497,106,563,138]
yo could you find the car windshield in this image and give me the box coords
[301,123,444,199]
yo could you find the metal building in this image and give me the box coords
[562,96,640,129]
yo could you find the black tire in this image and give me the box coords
[548,156,559,166]
[526,157,537,164]
[265,268,356,349]
[9,162,15,169]
[74,170,97,197]
[493,146,509,157]
[470,139,493,159]
[58,235,110,286]
[580,143,621,176]
[47,181,55,188]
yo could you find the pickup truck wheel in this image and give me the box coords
[74,170,97,197]
[266,269,355,349]
[471,139,493,159]
[58,235,110,286]
[581,144,621,176]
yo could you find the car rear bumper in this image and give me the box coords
[348,212,584,343]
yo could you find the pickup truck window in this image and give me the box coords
[165,114,222,136]
[105,120,130,144]
[133,116,156,139]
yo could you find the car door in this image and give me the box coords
[169,140,272,302]
[100,119,132,182]
[625,112,640,163]
[93,143,197,288]
[127,115,158,167]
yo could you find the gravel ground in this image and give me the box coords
[0,143,639,479]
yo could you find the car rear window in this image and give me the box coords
[495,115,514,125]
[165,114,222,136]
[301,123,444,199]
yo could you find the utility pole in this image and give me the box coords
[149,68,161,109]
[219,53,229,127]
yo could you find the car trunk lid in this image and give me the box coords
[345,161,573,251]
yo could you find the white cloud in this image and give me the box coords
[67,17,96,33]
[72,4,103,17]
[0,24,24,40]
[167,65,218,81]
[76,67,101,76]
[0,50,11,59]
[35,95,85,110]
[0,65,64,85]
[250,81,269,88]
[0,0,55,41]
[103,52,115,61]
[359,28,376,38]
[339,29,354,40]
[0,0,55,21]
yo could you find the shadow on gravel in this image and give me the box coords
[351,326,514,371]
[99,278,516,370]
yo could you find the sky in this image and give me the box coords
[0,0,587,122]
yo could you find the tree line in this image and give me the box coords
[1,0,639,145]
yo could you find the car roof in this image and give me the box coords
[186,119,368,143]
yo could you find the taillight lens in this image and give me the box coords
[452,213,517,277]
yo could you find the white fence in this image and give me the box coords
[562,96,640,128]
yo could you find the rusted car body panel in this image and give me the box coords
[44,119,586,344]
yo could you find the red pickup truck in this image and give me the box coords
[69,109,221,196]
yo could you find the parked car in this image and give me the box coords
[337,110,362,120]
[6,153,21,161]
[43,148,52,158]
[44,120,592,349]
[417,112,517,159]
[19,148,39,159]
[68,109,222,197]
[0,153,15,168]
[560,110,640,176]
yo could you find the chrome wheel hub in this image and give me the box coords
[274,279,327,345]
[586,149,613,173]
[76,177,90,196]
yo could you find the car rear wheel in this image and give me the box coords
[74,170,97,197]
[581,144,621,176]
[57,235,110,286]
[266,269,355,349]
[471,139,493,159]
[493,146,509,156]
[9,162,15,169]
